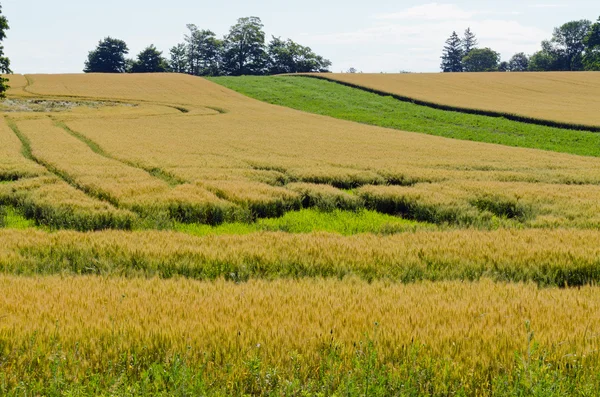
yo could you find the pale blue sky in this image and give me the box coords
[3,0,598,73]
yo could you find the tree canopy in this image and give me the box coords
[267,37,332,74]
[106,16,333,77]
[441,16,600,73]
[462,48,500,72]
[550,19,592,70]
[583,17,600,71]
[130,45,168,73]
[169,43,187,74]
[184,25,223,76]
[84,37,129,73]
[508,53,529,72]
[0,4,11,98]
[222,17,267,76]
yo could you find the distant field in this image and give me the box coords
[213,75,600,158]
[304,72,600,129]
[3,73,600,394]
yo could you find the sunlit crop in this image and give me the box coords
[2,72,600,394]
[309,71,600,128]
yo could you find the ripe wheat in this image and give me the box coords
[309,71,600,128]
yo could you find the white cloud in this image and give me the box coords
[528,4,567,8]
[374,3,476,21]
[308,3,549,73]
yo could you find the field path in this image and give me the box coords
[53,118,186,187]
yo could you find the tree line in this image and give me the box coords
[441,16,600,72]
[84,16,332,76]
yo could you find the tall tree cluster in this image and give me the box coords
[442,15,600,72]
[84,16,331,75]
[441,28,500,72]
[528,19,593,71]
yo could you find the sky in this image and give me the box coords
[2,0,598,74]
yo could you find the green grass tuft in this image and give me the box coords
[176,208,430,236]
[1,207,36,229]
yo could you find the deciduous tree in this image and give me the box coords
[84,37,129,73]
[508,52,529,72]
[551,19,592,71]
[462,48,500,72]
[267,37,331,74]
[223,17,267,75]
[185,25,223,76]
[169,43,187,73]
[0,4,11,98]
[583,17,600,71]
[130,45,168,73]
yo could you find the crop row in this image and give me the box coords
[3,228,600,286]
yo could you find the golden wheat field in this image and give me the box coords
[2,72,600,394]
[6,74,600,228]
[309,72,600,128]
[1,276,599,390]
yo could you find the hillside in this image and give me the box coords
[304,71,600,128]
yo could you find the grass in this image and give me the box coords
[176,208,431,236]
[210,76,600,158]
[0,206,35,229]
[306,72,600,129]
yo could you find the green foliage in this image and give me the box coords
[184,25,223,76]
[223,16,267,76]
[84,37,129,73]
[0,4,11,98]
[528,49,558,71]
[462,48,501,72]
[583,17,600,71]
[551,19,592,71]
[210,76,600,158]
[89,17,330,77]
[441,31,463,72]
[168,43,187,73]
[527,20,593,71]
[130,45,168,73]
[0,206,35,229]
[509,52,530,71]
[267,36,331,74]
[175,209,429,236]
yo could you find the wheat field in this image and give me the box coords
[6,73,600,228]
[1,275,599,394]
[307,72,600,128]
[2,72,600,394]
